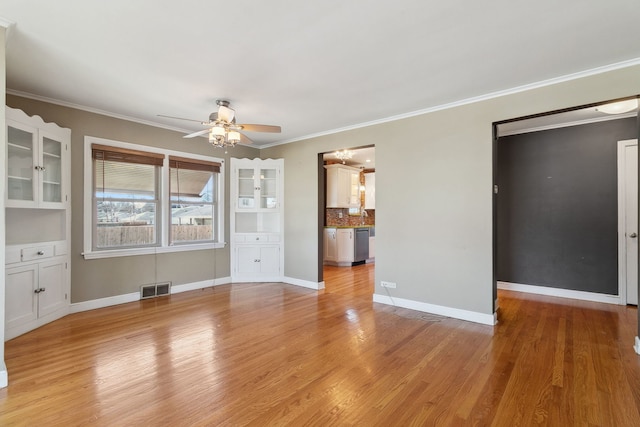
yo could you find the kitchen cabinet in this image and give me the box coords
[5,241,69,340]
[325,164,360,208]
[364,172,375,210]
[230,158,284,282]
[6,107,70,209]
[324,228,337,262]
[324,228,354,266]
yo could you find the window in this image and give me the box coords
[93,145,163,249]
[84,137,224,259]
[169,156,220,245]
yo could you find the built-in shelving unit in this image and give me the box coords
[5,106,71,341]
[230,158,284,282]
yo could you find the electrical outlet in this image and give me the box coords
[380,281,397,289]
[338,212,343,219]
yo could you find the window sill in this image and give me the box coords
[82,242,226,260]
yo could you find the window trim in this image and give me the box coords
[83,136,225,259]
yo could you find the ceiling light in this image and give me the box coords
[208,125,241,148]
[334,150,353,164]
[596,99,638,115]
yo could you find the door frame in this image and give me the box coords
[617,138,639,305]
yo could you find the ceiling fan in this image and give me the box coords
[159,99,281,148]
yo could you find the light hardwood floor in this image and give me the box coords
[1,263,639,425]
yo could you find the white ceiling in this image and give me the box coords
[2,1,640,148]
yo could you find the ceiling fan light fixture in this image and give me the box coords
[227,131,241,145]
[596,99,638,115]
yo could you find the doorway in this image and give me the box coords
[618,139,639,305]
[495,98,639,305]
[319,146,375,299]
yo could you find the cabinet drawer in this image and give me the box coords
[22,245,54,262]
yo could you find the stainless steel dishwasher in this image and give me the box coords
[354,227,369,264]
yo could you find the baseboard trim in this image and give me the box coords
[171,277,231,294]
[635,337,640,355]
[498,281,621,305]
[0,361,7,388]
[70,292,139,313]
[283,276,325,290]
[372,293,497,326]
[70,277,233,313]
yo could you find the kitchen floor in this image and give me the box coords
[322,263,374,299]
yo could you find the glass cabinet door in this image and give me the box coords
[237,168,256,209]
[260,168,278,209]
[7,125,36,202]
[41,136,63,203]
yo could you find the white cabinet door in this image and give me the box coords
[324,228,337,262]
[236,245,280,276]
[5,264,38,331]
[6,112,69,209]
[6,121,38,207]
[325,164,361,208]
[336,229,354,263]
[237,246,261,275]
[258,246,280,275]
[38,259,67,318]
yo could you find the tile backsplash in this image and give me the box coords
[326,208,375,227]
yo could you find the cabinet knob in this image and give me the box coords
[37,251,45,255]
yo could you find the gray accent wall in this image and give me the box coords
[6,95,259,303]
[497,118,637,294]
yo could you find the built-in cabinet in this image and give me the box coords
[230,158,284,282]
[325,164,360,208]
[5,107,71,341]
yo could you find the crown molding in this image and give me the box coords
[8,56,640,150]
[0,16,15,29]
[262,57,640,149]
[6,89,196,136]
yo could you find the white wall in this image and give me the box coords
[263,62,640,323]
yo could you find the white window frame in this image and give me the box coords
[83,136,225,259]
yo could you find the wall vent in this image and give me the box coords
[140,282,171,299]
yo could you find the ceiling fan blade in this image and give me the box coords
[218,105,235,123]
[183,129,210,138]
[158,114,204,123]
[239,124,281,133]
[239,133,254,145]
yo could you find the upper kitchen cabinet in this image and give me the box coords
[6,107,70,209]
[364,171,375,210]
[325,164,360,208]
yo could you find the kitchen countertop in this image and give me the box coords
[324,225,374,228]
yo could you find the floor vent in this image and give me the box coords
[140,282,171,299]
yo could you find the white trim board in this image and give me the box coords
[70,277,232,313]
[372,294,497,326]
[284,277,325,290]
[9,57,640,150]
[497,281,621,305]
